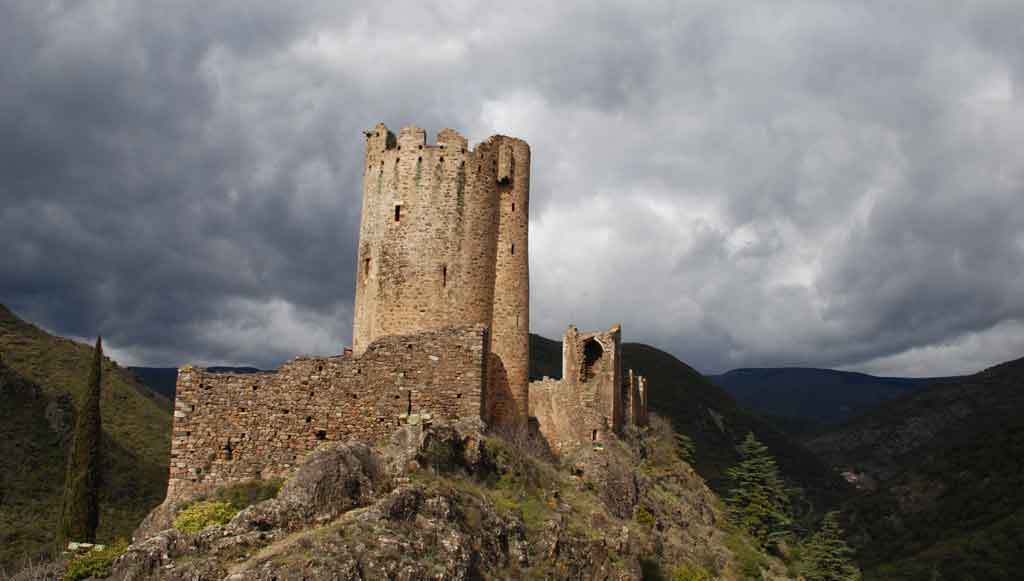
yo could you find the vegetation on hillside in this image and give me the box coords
[0,305,171,570]
[809,356,1024,579]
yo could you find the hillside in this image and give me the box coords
[530,334,848,510]
[709,367,940,435]
[0,305,172,569]
[807,356,1024,579]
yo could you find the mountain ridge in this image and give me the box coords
[708,366,949,434]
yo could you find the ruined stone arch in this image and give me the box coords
[582,338,604,382]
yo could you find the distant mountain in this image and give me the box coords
[807,356,1024,580]
[708,367,943,434]
[530,334,848,509]
[0,305,171,569]
[129,366,261,400]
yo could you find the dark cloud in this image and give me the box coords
[2,1,1023,376]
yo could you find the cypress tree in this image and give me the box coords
[724,432,791,548]
[801,511,861,581]
[58,336,103,546]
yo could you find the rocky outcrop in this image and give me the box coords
[114,418,732,580]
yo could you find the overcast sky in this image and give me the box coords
[2,1,1023,377]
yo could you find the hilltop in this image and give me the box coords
[807,355,1024,579]
[0,305,171,569]
[106,418,789,580]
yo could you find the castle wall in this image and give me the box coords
[352,123,530,428]
[167,324,486,499]
[530,325,649,453]
[528,377,609,454]
[562,325,623,432]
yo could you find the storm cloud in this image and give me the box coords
[2,0,1023,376]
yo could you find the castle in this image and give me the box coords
[167,124,648,498]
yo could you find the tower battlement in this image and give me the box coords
[353,123,530,427]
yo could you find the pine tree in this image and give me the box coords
[58,336,103,545]
[724,432,791,548]
[801,511,861,581]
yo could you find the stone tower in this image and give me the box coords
[352,123,530,428]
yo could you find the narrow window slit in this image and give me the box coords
[394,205,402,222]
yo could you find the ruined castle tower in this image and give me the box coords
[352,123,530,427]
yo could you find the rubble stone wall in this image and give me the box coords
[168,324,486,499]
[529,377,610,455]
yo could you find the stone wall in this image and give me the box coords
[529,377,611,455]
[529,324,649,454]
[624,370,649,428]
[167,324,486,499]
[352,123,530,428]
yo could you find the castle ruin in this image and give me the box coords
[167,124,648,499]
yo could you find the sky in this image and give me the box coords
[2,1,1023,377]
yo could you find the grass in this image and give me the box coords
[173,501,239,534]
[62,540,128,581]
[210,478,284,510]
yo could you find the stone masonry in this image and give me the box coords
[168,325,486,498]
[166,123,651,500]
[353,124,530,429]
[529,325,650,454]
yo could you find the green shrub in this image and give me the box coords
[635,506,655,527]
[63,539,128,581]
[213,478,283,509]
[172,501,238,534]
[725,532,768,580]
[670,562,713,581]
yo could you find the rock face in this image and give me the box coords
[114,419,730,580]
